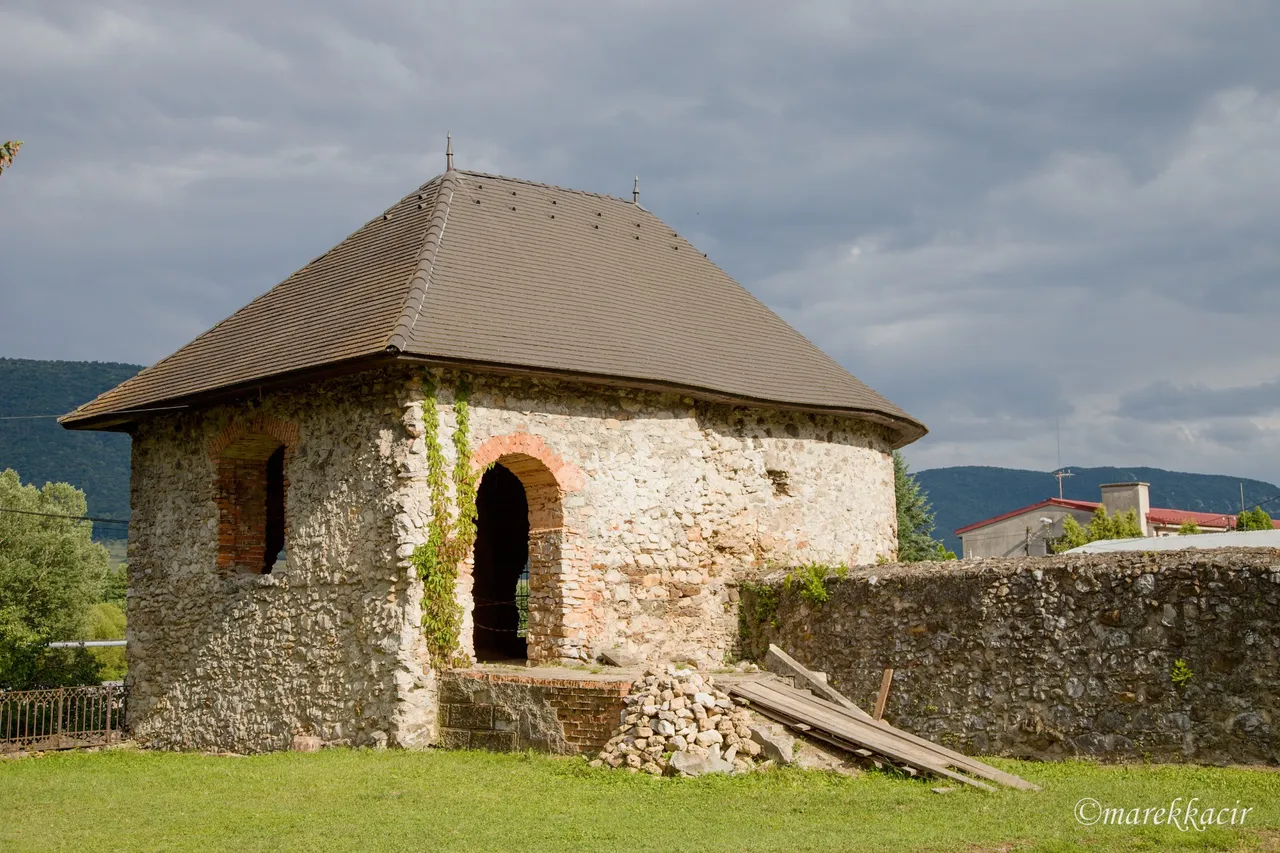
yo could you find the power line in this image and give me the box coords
[0,506,130,525]
[0,404,189,421]
[1250,492,1280,512]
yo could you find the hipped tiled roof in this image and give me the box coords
[62,170,925,445]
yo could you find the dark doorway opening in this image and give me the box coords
[472,463,529,662]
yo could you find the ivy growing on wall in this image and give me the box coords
[409,375,486,669]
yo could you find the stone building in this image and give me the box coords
[61,157,923,752]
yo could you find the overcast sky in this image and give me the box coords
[2,1,1278,482]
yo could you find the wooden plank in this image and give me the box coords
[764,645,873,721]
[864,718,1039,792]
[737,679,1036,792]
[732,681,968,781]
[741,679,1008,784]
[741,678,1039,792]
[730,680,1032,792]
[872,668,894,721]
[779,714,995,792]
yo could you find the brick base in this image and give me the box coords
[438,668,633,755]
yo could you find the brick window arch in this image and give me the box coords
[209,416,298,576]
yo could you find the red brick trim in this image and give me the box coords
[470,433,585,492]
[208,414,300,461]
[209,414,298,575]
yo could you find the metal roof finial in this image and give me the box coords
[633,175,639,204]
[446,132,454,171]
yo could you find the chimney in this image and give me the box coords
[1099,482,1150,536]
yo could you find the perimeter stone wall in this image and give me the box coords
[740,550,1280,765]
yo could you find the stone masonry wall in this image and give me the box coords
[126,370,425,753]
[397,369,897,669]
[126,363,896,752]
[437,669,632,754]
[740,549,1280,764]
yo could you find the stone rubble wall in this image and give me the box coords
[739,549,1280,764]
[399,369,897,669]
[126,364,896,752]
[125,371,426,753]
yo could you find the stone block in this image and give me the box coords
[750,726,794,765]
[493,707,517,732]
[439,678,475,705]
[438,728,472,749]
[600,647,641,667]
[291,734,322,753]
[471,730,518,752]
[449,703,494,730]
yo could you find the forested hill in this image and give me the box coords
[917,465,1280,555]
[0,358,142,527]
[5,359,1279,557]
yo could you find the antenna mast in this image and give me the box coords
[1053,414,1072,499]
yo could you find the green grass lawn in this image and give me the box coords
[1,748,1277,852]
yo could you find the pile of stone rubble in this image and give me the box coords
[592,666,785,777]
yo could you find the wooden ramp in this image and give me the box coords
[728,675,1039,792]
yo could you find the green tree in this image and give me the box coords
[0,140,21,177]
[1176,520,1203,535]
[83,601,127,681]
[1054,515,1089,552]
[1050,506,1144,553]
[1236,507,1274,531]
[0,469,110,688]
[894,452,956,562]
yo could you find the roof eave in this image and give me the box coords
[59,350,401,432]
[59,349,927,449]
[390,353,927,447]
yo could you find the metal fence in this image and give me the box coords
[0,684,126,753]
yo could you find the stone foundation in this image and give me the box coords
[740,549,1280,765]
[437,668,634,754]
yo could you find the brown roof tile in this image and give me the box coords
[62,169,925,445]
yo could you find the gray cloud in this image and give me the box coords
[2,0,1279,483]
[1119,379,1280,420]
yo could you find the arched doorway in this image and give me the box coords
[469,433,587,663]
[471,464,530,661]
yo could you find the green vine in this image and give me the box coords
[409,375,485,669]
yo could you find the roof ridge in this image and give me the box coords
[386,171,459,351]
[457,170,638,207]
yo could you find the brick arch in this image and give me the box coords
[471,433,585,495]
[208,413,299,461]
[468,433,590,662]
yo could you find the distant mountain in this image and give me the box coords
[917,465,1280,554]
[0,358,141,535]
[5,359,1279,558]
